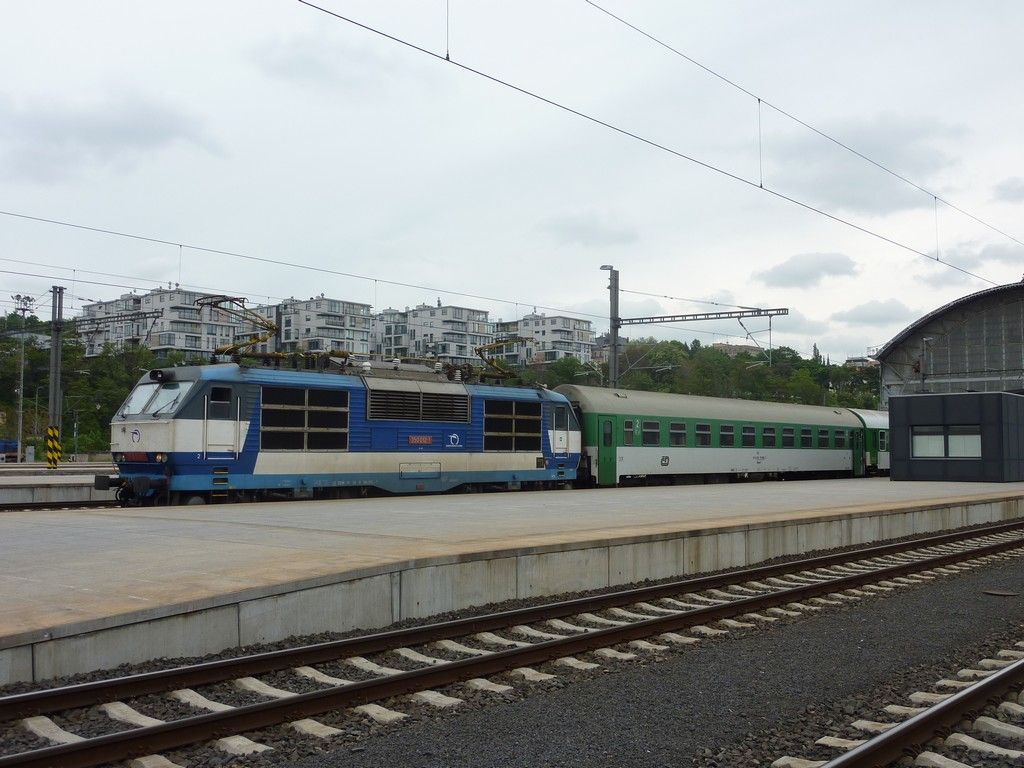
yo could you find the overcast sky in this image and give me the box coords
[2,1,1022,360]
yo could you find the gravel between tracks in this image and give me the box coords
[276,552,1024,768]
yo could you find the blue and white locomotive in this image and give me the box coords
[97,363,581,505]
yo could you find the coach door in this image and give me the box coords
[852,429,866,477]
[551,405,569,456]
[597,418,616,486]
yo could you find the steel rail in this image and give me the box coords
[0,501,118,513]
[2,532,1023,768]
[820,656,1024,767]
[4,518,1024,723]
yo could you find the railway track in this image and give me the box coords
[4,520,1024,768]
[774,642,1024,767]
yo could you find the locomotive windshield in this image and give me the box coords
[120,381,195,417]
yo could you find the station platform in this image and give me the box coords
[0,470,116,505]
[3,478,1024,684]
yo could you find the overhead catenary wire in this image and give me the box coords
[293,1,998,287]
[583,0,1024,252]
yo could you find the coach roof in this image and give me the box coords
[555,384,862,427]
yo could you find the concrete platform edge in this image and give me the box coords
[2,494,1021,683]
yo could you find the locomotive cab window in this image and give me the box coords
[669,422,686,446]
[642,421,660,446]
[719,425,734,447]
[741,425,755,448]
[782,428,795,448]
[552,406,569,431]
[208,386,232,420]
[817,429,829,448]
[695,423,711,447]
[762,427,776,448]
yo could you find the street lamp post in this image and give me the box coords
[600,266,619,389]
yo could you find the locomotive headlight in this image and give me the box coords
[113,453,125,463]
[155,452,168,463]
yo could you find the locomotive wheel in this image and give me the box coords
[184,494,207,505]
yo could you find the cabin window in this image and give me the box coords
[208,386,232,420]
[947,425,981,457]
[719,425,735,447]
[623,420,635,445]
[261,387,348,451]
[642,421,660,446]
[484,400,542,452]
[782,428,795,448]
[800,428,812,448]
[878,430,888,451]
[741,425,755,448]
[552,406,569,431]
[762,427,776,448]
[818,429,829,448]
[911,426,944,458]
[669,422,686,446]
[696,423,711,447]
[835,430,847,449]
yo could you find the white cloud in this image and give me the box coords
[754,253,857,287]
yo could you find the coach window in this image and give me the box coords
[719,424,735,447]
[695,423,711,447]
[879,430,888,451]
[799,428,812,448]
[642,421,660,446]
[818,429,829,448]
[835,430,847,449]
[741,425,755,448]
[669,422,686,446]
[762,426,776,448]
[782,427,795,448]
[623,420,635,445]
[603,420,613,447]
[208,386,232,419]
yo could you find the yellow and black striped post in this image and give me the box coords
[45,426,62,468]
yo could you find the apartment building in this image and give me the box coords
[79,288,244,357]
[274,296,373,356]
[80,289,372,358]
[376,301,494,366]
[492,312,594,365]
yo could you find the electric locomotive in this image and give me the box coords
[97,363,581,505]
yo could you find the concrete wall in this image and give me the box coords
[4,495,1023,684]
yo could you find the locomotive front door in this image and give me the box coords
[597,418,616,486]
[204,387,238,459]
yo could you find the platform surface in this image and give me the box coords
[3,478,1024,646]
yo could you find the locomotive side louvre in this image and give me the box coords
[102,363,581,504]
[555,384,883,487]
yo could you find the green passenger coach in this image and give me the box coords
[554,384,887,487]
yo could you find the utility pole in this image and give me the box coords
[11,294,33,463]
[601,265,620,389]
[46,286,65,468]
